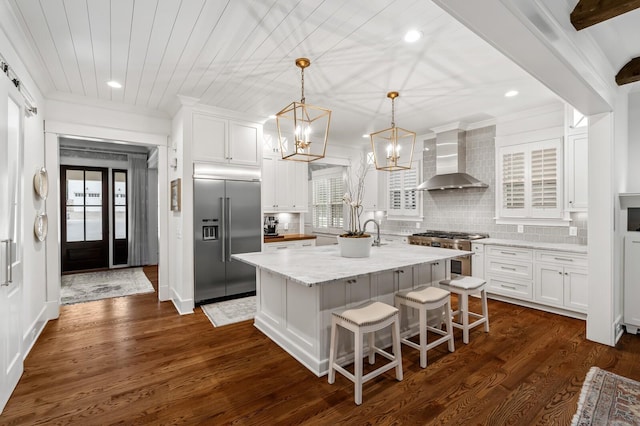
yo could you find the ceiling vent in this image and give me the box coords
[416,128,488,191]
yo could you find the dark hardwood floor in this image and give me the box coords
[2,265,640,425]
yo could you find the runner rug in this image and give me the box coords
[572,366,640,425]
[201,296,256,327]
[61,267,154,305]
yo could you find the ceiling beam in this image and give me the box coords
[571,0,640,30]
[616,57,640,85]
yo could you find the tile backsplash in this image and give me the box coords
[380,125,588,245]
[263,212,302,235]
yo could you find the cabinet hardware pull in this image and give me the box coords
[2,239,12,286]
[501,266,517,271]
[558,271,562,275]
[500,251,517,255]
[554,257,573,262]
[565,272,569,275]
[501,284,517,290]
[632,241,640,244]
[276,246,287,250]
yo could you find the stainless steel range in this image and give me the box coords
[408,230,489,276]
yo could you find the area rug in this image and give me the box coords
[201,296,256,327]
[61,267,154,305]
[572,366,640,425]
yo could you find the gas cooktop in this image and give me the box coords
[411,230,489,240]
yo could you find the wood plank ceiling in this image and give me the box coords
[8,0,562,140]
[570,0,640,86]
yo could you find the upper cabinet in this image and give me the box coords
[564,105,588,212]
[565,132,588,211]
[192,112,261,167]
[262,156,308,212]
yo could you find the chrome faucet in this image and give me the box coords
[363,219,381,247]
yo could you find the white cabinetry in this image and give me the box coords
[565,132,588,211]
[263,239,316,252]
[485,246,533,300]
[262,157,308,212]
[534,250,588,312]
[413,261,446,287]
[192,113,261,166]
[471,243,484,278]
[624,235,640,333]
[482,243,588,316]
[362,171,385,211]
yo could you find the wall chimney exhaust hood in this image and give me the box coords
[416,128,488,191]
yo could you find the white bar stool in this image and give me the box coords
[328,301,403,405]
[439,276,489,344]
[395,286,455,368]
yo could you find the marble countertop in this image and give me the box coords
[233,244,468,287]
[473,238,587,254]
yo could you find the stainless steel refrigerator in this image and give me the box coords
[194,177,261,304]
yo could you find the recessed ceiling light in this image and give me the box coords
[404,29,423,43]
[268,114,277,119]
[107,80,122,89]
[505,90,519,97]
[362,134,370,138]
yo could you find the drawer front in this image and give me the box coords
[534,250,587,267]
[486,246,533,261]
[486,275,533,300]
[486,258,533,280]
[263,242,294,252]
[297,240,316,248]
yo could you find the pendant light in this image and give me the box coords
[370,92,416,171]
[276,58,331,162]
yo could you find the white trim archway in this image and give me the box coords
[44,121,170,320]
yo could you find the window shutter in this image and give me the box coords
[311,169,344,229]
[496,137,563,221]
[388,171,402,211]
[502,151,525,209]
[531,147,557,209]
[403,167,418,211]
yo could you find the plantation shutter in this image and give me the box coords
[497,137,563,220]
[388,171,402,212]
[502,151,525,210]
[403,167,418,211]
[386,159,421,217]
[329,176,344,228]
[530,147,557,209]
[312,168,344,230]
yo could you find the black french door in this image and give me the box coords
[61,166,109,272]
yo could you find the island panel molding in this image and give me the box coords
[233,244,465,376]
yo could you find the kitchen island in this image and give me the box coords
[233,244,468,376]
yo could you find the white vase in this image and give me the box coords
[337,235,374,258]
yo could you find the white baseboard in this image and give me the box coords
[22,305,48,359]
[45,300,60,320]
[158,285,170,301]
[170,288,194,315]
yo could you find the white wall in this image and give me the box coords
[628,92,640,191]
[0,10,49,356]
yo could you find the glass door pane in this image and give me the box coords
[114,171,127,239]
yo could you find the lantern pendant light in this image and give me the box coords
[370,91,416,171]
[275,58,331,162]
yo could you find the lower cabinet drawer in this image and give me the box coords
[486,275,533,300]
[486,259,533,280]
